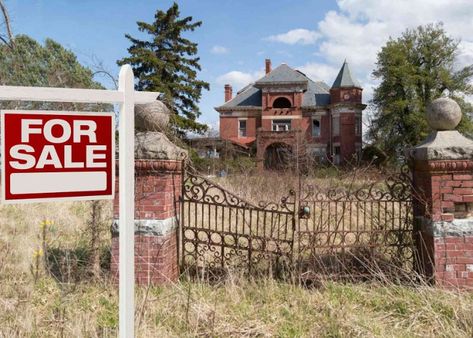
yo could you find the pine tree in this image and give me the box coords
[118,2,209,136]
[368,24,473,159]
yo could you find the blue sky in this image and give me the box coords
[6,0,473,130]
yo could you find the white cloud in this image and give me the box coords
[297,62,339,85]
[267,28,321,45]
[210,45,229,54]
[265,0,473,104]
[216,70,265,91]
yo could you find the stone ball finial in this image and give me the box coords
[426,97,461,131]
[135,100,170,132]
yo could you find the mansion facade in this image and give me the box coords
[215,59,365,169]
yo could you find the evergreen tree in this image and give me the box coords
[0,35,107,111]
[118,2,209,135]
[368,24,473,159]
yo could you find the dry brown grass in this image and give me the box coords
[1,172,473,337]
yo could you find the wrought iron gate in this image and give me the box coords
[180,173,296,276]
[179,167,415,280]
[297,166,415,280]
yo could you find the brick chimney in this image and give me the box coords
[224,84,232,102]
[265,58,272,74]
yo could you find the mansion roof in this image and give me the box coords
[216,63,335,111]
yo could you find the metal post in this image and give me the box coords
[118,65,135,338]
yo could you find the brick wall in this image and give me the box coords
[111,159,182,286]
[433,236,473,288]
[412,159,473,289]
[111,231,178,285]
[219,117,238,140]
[413,162,473,222]
[339,113,357,162]
[329,88,362,104]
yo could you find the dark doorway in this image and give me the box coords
[264,143,293,170]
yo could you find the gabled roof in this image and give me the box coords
[255,63,307,85]
[331,60,361,89]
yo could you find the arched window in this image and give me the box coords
[312,118,321,137]
[272,97,291,108]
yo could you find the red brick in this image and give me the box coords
[441,174,453,180]
[463,195,473,202]
[442,194,463,202]
[456,257,473,264]
[445,181,462,187]
[446,250,465,257]
[454,174,473,181]
[441,201,454,211]
[440,187,453,194]
[453,188,473,195]
[443,237,465,244]
[441,213,454,222]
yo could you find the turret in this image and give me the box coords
[330,60,362,104]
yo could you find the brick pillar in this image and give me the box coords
[111,159,183,285]
[410,98,473,289]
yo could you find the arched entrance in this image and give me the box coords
[264,142,293,170]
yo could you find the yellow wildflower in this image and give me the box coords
[39,219,54,229]
[33,249,43,258]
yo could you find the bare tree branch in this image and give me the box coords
[0,0,14,48]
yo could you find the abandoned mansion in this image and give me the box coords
[215,59,365,169]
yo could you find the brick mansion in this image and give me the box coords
[215,59,366,169]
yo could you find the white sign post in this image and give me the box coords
[0,65,159,338]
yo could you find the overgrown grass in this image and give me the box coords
[1,172,473,337]
[1,273,473,337]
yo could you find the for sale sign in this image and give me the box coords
[1,111,115,203]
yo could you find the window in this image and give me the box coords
[272,119,291,132]
[355,116,362,136]
[332,116,340,136]
[272,97,292,108]
[312,118,321,137]
[334,146,341,165]
[238,119,247,137]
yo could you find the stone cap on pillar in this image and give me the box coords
[135,100,170,132]
[409,98,473,161]
[135,132,187,161]
[132,100,188,161]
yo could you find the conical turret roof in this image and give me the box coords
[331,60,361,89]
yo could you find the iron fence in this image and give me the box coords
[180,166,416,281]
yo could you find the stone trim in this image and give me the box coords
[413,159,473,173]
[111,217,177,237]
[417,216,473,237]
[261,115,302,120]
[307,111,328,117]
[219,111,261,117]
[115,159,184,175]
